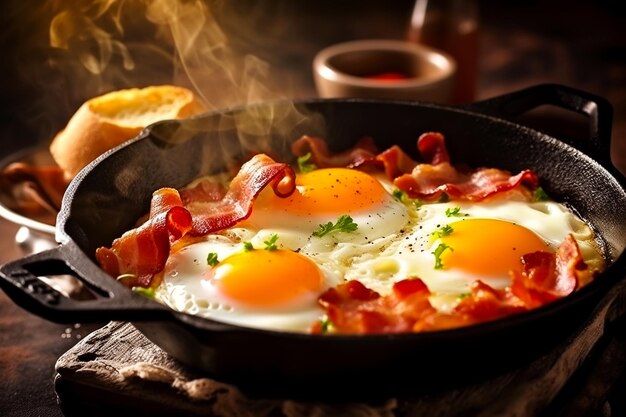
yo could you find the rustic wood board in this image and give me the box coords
[54,279,626,417]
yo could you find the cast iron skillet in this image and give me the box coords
[1,84,626,400]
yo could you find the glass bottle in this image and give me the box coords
[407,0,480,103]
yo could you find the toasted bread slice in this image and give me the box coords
[50,85,205,180]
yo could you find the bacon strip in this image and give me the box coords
[316,236,592,335]
[186,154,296,236]
[416,132,450,165]
[394,166,539,201]
[392,132,539,201]
[96,154,295,286]
[179,178,227,206]
[374,145,418,179]
[352,132,449,180]
[454,280,527,322]
[511,234,591,308]
[294,132,540,202]
[291,135,379,169]
[0,162,69,216]
[95,188,192,287]
[380,132,532,200]
[315,279,440,334]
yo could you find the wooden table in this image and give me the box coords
[1,1,625,415]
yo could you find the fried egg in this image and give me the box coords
[158,234,342,331]
[156,167,411,331]
[348,200,603,312]
[245,167,410,246]
[156,166,604,331]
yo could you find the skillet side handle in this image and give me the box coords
[0,244,171,323]
[463,83,614,166]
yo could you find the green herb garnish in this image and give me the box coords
[264,233,279,251]
[393,189,424,208]
[445,206,467,217]
[297,152,317,173]
[312,214,358,237]
[392,189,406,202]
[243,241,254,251]
[207,252,219,266]
[533,186,550,202]
[434,224,454,238]
[319,316,333,334]
[432,243,453,269]
[132,286,156,299]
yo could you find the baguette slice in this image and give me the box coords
[50,85,206,180]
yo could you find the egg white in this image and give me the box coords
[156,235,343,332]
[346,200,604,313]
[244,174,411,248]
[156,170,413,332]
[157,168,604,331]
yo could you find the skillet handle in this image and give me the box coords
[463,83,613,165]
[0,243,172,323]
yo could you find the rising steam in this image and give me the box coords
[45,0,318,153]
[48,0,298,111]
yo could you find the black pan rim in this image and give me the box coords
[55,97,626,340]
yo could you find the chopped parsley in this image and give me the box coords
[393,189,424,208]
[243,241,254,251]
[434,224,454,238]
[432,243,453,269]
[533,186,550,202]
[131,286,156,299]
[297,152,317,173]
[263,233,279,251]
[392,189,406,202]
[445,206,467,217]
[319,316,333,334]
[207,252,219,266]
[312,214,358,237]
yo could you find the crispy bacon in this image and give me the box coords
[0,162,69,216]
[294,131,539,202]
[179,178,227,206]
[454,280,527,322]
[315,279,440,334]
[94,130,596,331]
[511,234,592,308]
[416,132,450,165]
[374,145,418,179]
[316,236,593,335]
[291,135,379,169]
[95,188,192,287]
[360,132,449,180]
[186,154,296,236]
[394,165,539,201]
[96,154,295,286]
[389,132,539,201]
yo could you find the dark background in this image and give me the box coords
[1,1,624,164]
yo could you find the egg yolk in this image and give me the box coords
[439,219,550,277]
[253,168,388,215]
[208,249,324,309]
